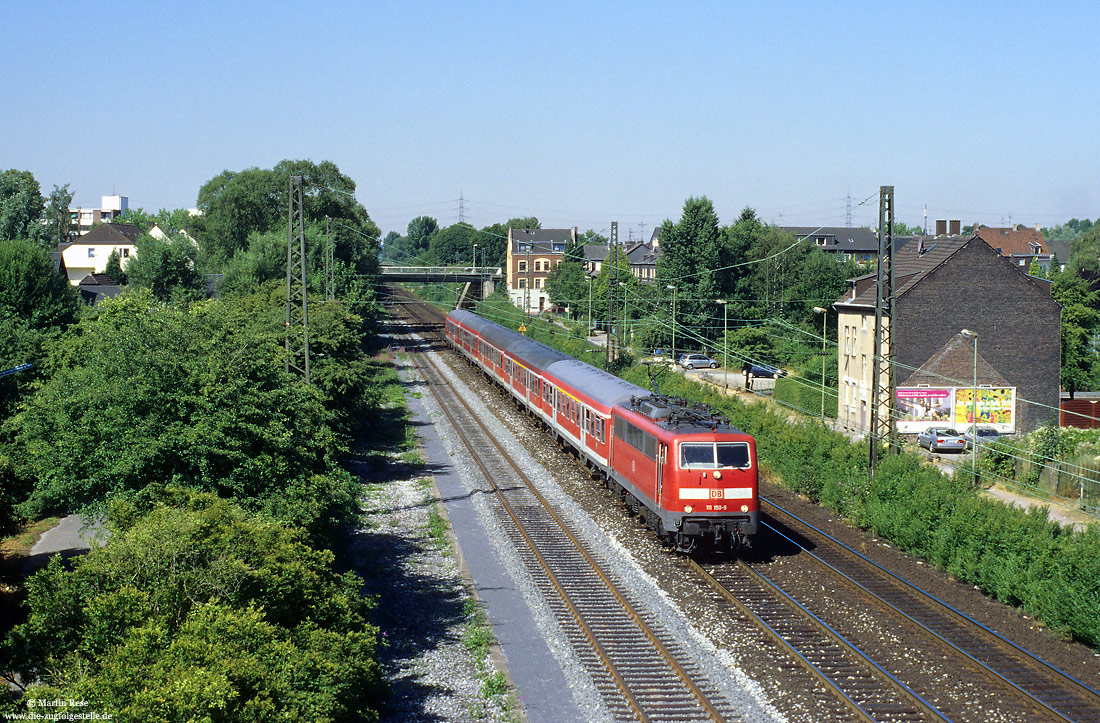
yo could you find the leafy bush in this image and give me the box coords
[6,289,361,542]
[2,488,385,721]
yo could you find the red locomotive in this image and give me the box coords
[445,309,758,553]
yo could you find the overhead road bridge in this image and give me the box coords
[380,266,502,307]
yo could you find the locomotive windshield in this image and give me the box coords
[680,442,751,469]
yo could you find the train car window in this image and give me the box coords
[643,433,657,458]
[716,443,752,469]
[680,443,715,468]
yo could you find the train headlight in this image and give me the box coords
[684,505,693,514]
[740,504,749,512]
[713,470,722,480]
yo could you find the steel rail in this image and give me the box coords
[394,302,727,722]
[761,496,1100,723]
[691,559,950,723]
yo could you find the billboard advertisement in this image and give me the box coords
[896,387,1015,433]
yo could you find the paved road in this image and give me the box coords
[24,514,102,575]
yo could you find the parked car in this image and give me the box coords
[917,427,967,453]
[679,353,719,369]
[964,426,1001,449]
[746,363,787,379]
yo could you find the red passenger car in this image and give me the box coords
[446,309,758,552]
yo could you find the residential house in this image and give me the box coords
[833,234,1060,436]
[781,226,880,265]
[77,273,124,305]
[68,195,128,240]
[972,224,1054,272]
[58,223,141,285]
[582,236,661,282]
[506,227,576,313]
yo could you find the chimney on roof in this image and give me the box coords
[935,219,947,236]
[949,219,961,235]
[1035,223,1041,232]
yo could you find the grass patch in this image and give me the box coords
[460,598,517,719]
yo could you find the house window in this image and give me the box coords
[88,248,95,258]
[553,243,565,253]
[534,278,542,289]
[122,248,130,257]
[518,261,527,272]
[518,279,527,288]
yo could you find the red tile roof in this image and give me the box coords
[974,226,1048,256]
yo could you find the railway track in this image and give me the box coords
[757,496,1100,723]
[391,296,738,722]
[384,290,1100,722]
[690,557,945,723]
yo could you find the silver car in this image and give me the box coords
[679,353,719,369]
[917,427,967,453]
[964,426,1001,449]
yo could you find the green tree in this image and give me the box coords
[544,254,588,318]
[194,160,380,275]
[406,216,438,256]
[104,248,128,285]
[0,239,80,329]
[43,184,72,247]
[125,233,203,302]
[428,223,478,265]
[0,170,44,243]
[1050,269,1099,396]
[656,197,723,344]
[3,488,384,721]
[9,290,351,534]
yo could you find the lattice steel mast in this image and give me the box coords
[606,222,619,369]
[286,175,310,383]
[869,185,895,474]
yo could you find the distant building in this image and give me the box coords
[58,223,141,285]
[780,226,880,265]
[972,224,1053,272]
[582,236,661,281]
[68,195,128,239]
[833,234,1060,436]
[506,228,576,313]
[77,273,124,305]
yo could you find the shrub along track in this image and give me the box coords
[393,296,737,722]
[733,496,1100,723]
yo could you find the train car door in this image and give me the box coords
[656,442,668,503]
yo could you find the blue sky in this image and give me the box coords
[4,1,1098,240]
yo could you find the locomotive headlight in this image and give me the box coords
[684,505,693,513]
[713,470,723,480]
[740,504,749,512]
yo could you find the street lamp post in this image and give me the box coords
[666,284,677,367]
[813,306,827,419]
[473,243,478,269]
[961,329,978,481]
[717,299,728,391]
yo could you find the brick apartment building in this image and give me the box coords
[834,234,1061,435]
[506,227,576,313]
